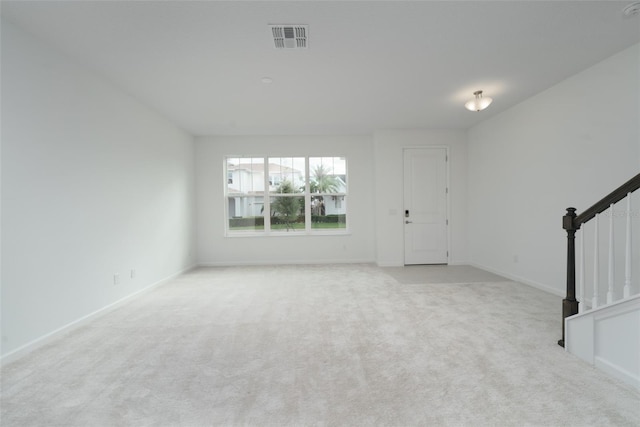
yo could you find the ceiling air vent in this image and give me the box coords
[270,25,308,49]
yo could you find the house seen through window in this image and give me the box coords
[225,156,347,234]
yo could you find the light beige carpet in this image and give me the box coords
[1,264,639,426]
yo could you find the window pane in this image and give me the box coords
[308,157,346,195]
[268,157,305,193]
[311,196,347,229]
[227,157,265,195]
[228,196,264,231]
[270,196,305,232]
[308,157,347,231]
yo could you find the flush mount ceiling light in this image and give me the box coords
[464,90,493,112]
[622,2,640,17]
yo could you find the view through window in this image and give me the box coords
[225,156,347,234]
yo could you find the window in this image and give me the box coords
[225,156,347,235]
[334,196,343,209]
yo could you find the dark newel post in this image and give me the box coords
[558,207,579,347]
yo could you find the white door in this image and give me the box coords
[403,148,448,265]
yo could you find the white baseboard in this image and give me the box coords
[198,259,375,267]
[201,259,467,268]
[467,262,564,297]
[595,356,640,391]
[448,261,469,266]
[375,261,404,267]
[1,264,197,366]
[376,260,485,268]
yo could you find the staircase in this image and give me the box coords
[565,294,640,389]
[559,172,640,390]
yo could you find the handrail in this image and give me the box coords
[558,172,640,347]
[575,173,640,226]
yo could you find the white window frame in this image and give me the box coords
[224,156,348,236]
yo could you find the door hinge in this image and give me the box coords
[445,155,448,162]
[446,219,449,225]
[446,187,449,194]
[447,251,449,257]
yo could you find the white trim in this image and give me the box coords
[225,230,351,238]
[567,293,640,321]
[305,156,311,233]
[1,264,197,366]
[594,356,640,390]
[198,259,375,267]
[565,295,640,391]
[468,262,564,297]
[447,261,470,266]
[378,260,498,268]
[376,261,404,267]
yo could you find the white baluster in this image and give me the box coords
[579,227,585,313]
[592,213,599,309]
[607,203,614,304]
[624,192,632,298]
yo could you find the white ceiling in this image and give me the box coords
[2,1,639,136]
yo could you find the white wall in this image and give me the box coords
[1,21,196,358]
[196,135,375,265]
[467,43,640,296]
[373,130,468,266]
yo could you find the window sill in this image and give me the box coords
[224,230,351,238]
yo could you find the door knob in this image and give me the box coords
[405,220,412,224]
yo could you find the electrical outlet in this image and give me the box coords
[131,269,136,279]
[113,274,120,285]
[513,255,519,263]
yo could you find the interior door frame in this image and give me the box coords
[402,146,451,265]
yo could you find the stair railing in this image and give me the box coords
[559,172,640,347]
